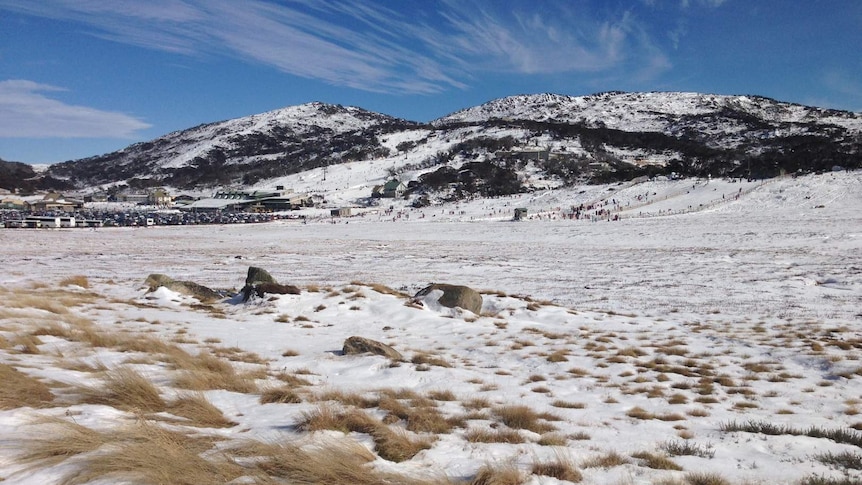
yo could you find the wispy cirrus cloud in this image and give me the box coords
[0,80,151,138]
[0,0,671,93]
[434,2,632,74]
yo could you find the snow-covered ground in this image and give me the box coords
[1,171,860,484]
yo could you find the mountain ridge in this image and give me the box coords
[4,91,861,194]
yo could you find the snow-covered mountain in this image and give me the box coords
[437,92,862,134]
[33,92,862,195]
[44,102,418,190]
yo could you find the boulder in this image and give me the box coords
[414,283,483,315]
[246,266,277,286]
[242,282,301,301]
[241,266,300,302]
[342,336,403,360]
[144,274,222,302]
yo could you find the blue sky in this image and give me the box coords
[1,0,860,165]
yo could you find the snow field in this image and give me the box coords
[0,170,860,484]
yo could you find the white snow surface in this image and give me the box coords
[1,170,861,484]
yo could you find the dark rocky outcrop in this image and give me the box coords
[414,283,483,314]
[245,266,277,286]
[144,274,222,302]
[241,266,300,301]
[242,282,301,301]
[342,336,403,360]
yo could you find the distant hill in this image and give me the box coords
[0,158,75,192]
[37,92,862,198]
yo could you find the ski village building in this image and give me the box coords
[183,187,312,212]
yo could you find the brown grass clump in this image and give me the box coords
[297,405,379,434]
[406,405,459,434]
[252,438,374,482]
[171,350,259,393]
[546,350,569,362]
[368,282,409,298]
[530,453,582,482]
[626,406,655,420]
[552,400,586,409]
[18,416,108,465]
[495,405,556,433]
[537,433,568,446]
[9,334,43,354]
[581,450,630,468]
[631,451,683,470]
[59,422,242,485]
[274,371,313,387]
[80,367,165,412]
[411,352,452,368]
[296,405,431,462]
[427,389,457,401]
[2,287,98,314]
[250,437,443,485]
[259,386,302,404]
[59,275,90,288]
[684,472,731,485]
[372,426,434,462]
[314,389,377,408]
[167,393,237,428]
[465,428,525,444]
[376,392,458,434]
[470,463,524,485]
[378,393,411,420]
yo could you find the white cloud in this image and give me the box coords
[0,0,672,93]
[0,80,151,138]
[429,2,663,77]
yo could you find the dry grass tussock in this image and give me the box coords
[57,421,241,485]
[298,405,433,462]
[494,405,557,433]
[247,437,446,485]
[259,385,302,404]
[349,280,409,298]
[170,349,260,393]
[371,425,434,463]
[79,366,165,412]
[465,427,525,444]
[530,451,583,482]
[0,363,54,409]
[470,462,524,485]
[18,416,110,465]
[581,450,630,468]
[0,286,98,314]
[166,393,237,428]
[631,451,682,470]
[376,392,462,434]
[684,472,731,485]
[59,275,90,288]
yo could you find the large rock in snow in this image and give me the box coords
[414,283,483,315]
[144,274,222,302]
[241,266,300,301]
[245,266,278,286]
[342,336,403,360]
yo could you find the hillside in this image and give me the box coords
[0,158,72,192]
[32,92,862,198]
[45,102,419,190]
